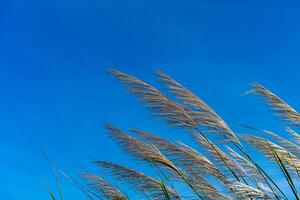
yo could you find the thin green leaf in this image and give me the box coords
[41,149,64,200]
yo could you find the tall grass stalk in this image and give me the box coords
[47,69,300,200]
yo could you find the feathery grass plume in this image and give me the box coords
[226,146,265,185]
[249,83,300,126]
[286,127,300,146]
[105,123,177,170]
[227,182,271,199]
[194,133,247,182]
[81,174,127,200]
[225,146,279,199]
[177,142,241,199]
[263,130,300,158]
[131,129,232,186]
[105,124,205,199]
[180,173,232,200]
[131,129,231,199]
[94,161,180,200]
[108,69,196,128]
[109,69,250,192]
[177,142,227,180]
[131,129,219,176]
[241,134,300,178]
[178,142,234,200]
[156,70,239,143]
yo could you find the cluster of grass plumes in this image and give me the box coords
[48,70,300,200]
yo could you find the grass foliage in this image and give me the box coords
[47,69,300,199]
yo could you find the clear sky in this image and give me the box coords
[1,0,300,199]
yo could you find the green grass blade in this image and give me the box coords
[159,180,171,200]
[155,166,173,200]
[41,149,65,200]
[44,183,58,200]
[153,164,180,199]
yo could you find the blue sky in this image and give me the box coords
[1,0,300,199]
